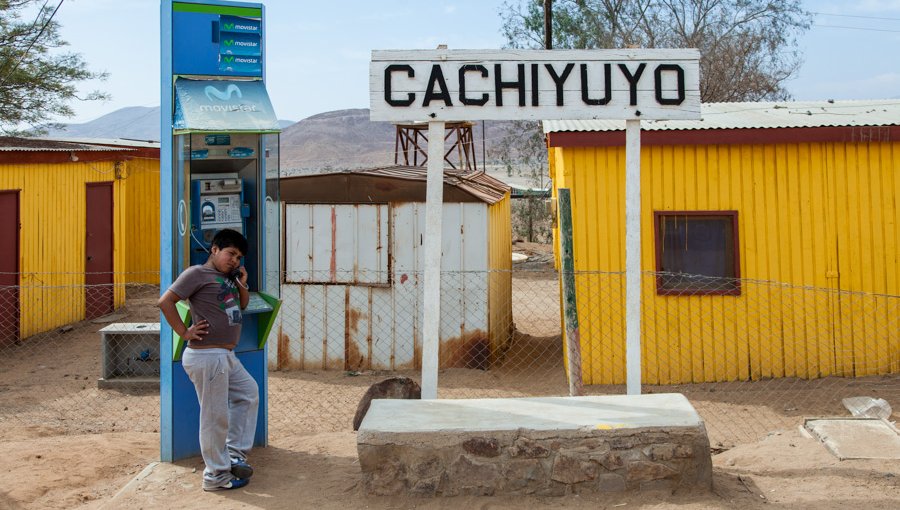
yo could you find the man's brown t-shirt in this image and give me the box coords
[169,265,243,349]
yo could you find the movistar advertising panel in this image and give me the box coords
[173,78,280,132]
[172,1,263,77]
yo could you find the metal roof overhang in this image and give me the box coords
[279,166,510,205]
[543,100,900,147]
[173,77,280,134]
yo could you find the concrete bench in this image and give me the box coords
[357,393,712,496]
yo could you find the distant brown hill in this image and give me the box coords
[280,109,394,174]
[280,108,515,175]
[44,106,531,178]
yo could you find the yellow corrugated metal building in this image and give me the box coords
[122,155,162,283]
[544,100,900,385]
[0,138,160,342]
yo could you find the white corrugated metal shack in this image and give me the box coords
[273,166,513,372]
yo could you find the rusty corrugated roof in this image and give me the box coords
[543,99,900,133]
[0,136,132,152]
[38,137,159,149]
[288,166,510,205]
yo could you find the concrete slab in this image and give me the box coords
[359,393,703,434]
[805,418,900,460]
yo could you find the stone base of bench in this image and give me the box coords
[357,394,712,496]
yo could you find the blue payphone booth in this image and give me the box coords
[160,0,281,462]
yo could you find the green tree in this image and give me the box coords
[500,0,813,102]
[0,0,108,134]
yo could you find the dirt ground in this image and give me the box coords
[3,425,898,510]
[2,248,899,509]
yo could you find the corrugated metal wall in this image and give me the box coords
[0,161,127,338]
[487,193,513,360]
[830,142,900,382]
[122,158,160,283]
[551,140,900,384]
[284,204,389,284]
[277,201,500,371]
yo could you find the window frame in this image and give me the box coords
[652,210,741,296]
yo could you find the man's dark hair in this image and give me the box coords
[211,229,248,256]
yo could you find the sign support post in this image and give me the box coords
[625,119,642,395]
[421,121,445,399]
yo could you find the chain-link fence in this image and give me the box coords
[1,269,897,450]
[0,278,161,434]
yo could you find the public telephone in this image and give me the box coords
[189,173,248,265]
[162,0,281,462]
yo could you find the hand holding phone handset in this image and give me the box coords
[231,266,249,289]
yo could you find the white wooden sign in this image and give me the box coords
[370,49,700,122]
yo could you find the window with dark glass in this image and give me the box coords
[654,211,740,295]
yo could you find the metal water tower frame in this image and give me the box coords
[394,121,478,171]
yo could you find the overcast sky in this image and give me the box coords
[42,0,900,124]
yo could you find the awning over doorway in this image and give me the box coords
[173,78,280,134]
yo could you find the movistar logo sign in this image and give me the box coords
[200,83,257,113]
[221,38,258,48]
[222,22,257,31]
[205,84,242,101]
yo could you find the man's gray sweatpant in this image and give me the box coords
[182,348,259,488]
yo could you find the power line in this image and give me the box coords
[0,0,49,78]
[813,23,900,33]
[812,11,900,23]
[0,0,65,87]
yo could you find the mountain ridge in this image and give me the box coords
[43,106,525,177]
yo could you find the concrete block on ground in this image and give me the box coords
[357,393,712,496]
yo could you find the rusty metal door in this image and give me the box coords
[85,182,114,319]
[0,191,19,346]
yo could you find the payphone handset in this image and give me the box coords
[190,173,248,266]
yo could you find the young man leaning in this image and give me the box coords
[158,228,258,491]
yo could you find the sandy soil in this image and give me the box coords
[2,253,899,509]
[3,426,898,510]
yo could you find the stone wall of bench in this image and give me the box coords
[358,424,712,496]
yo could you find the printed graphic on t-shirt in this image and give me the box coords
[215,277,243,326]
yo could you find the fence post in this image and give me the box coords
[558,188,583,396]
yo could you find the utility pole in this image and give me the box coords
[544,0,553,49]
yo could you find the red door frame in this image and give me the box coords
[85,182,114,319]
[0,190,20,346]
